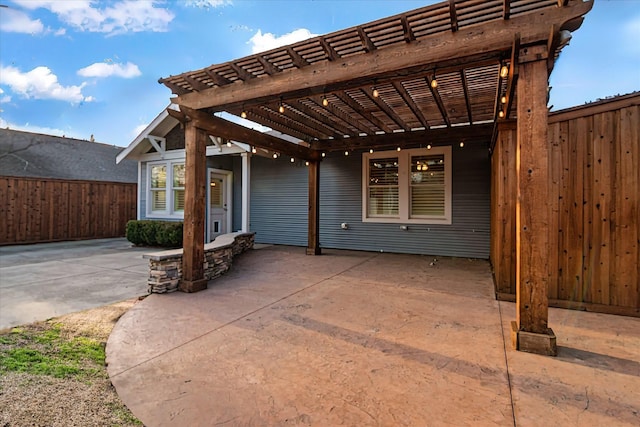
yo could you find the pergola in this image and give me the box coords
[159,0,593,355]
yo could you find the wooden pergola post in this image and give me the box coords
[511,44,557,355]
[307,160,321,255]
[180,122,208,293]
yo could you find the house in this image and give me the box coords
[117,0,640,355]
[0,128,138,244]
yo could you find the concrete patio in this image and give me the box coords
[107,245,639,426]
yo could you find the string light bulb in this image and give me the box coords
[427,144,432,150]
[305,161,309,166]
[369,148,374,154]
[241,110,247,119]
[397,147,401,152]
[344,150,349,156]
[321,152,326,158]
[226,141,232,148]
[459,141,465,148]
[498,110,505,118]
[251,146,257,154]
[430,77,438,89]
[322,96,329,107]
[290,157,295,163]
[372,88,379,98]
[500,65,509,79]
[278,103,285,114]
[501,95,507,104]
[273,153,278,159]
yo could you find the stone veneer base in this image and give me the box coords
[144,232,255,294]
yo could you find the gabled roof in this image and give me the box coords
[116,104,180,163]
[0,128,137,183]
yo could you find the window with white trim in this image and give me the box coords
[362,146,451,224]
[147,161,185,217]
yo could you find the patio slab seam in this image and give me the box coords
[498,294,518,427]
[109,251,382,378]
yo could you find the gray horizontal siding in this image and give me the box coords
[248,146,490,258]
[318,146,490,259]
[250,156,308,246]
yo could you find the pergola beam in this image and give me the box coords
[427,76,451,127]
[392,81,430,128]
[366,87,412,131]
[171,2,593,111]
[336,91,392,133]
[314,123,493,152]
[167,107,320,161]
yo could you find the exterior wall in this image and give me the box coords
[250,145,491,259]
[250,156,308,246]
[139,155,242,232]
[491,94,640,316]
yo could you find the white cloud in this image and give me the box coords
[0,65,92,104]
[0,88,10,104]
[185,0,232,8]
[132,123,148,138]
[0,8,44,34]
[249,28,318,54]
[623,15,640,54]
[12,0,174,35]
[78,61,141,78]
[0,117,79,139]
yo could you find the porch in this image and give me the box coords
[106,245,639,426]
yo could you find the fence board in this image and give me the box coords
[0,176,137,245]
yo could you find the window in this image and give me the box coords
[362,147,451,224]
[147,161,185,217]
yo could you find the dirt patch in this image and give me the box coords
[0,298,142,427]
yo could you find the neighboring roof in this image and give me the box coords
[159,0,593,151]
[0,128,137,183]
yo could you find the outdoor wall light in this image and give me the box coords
[500,65,509,79]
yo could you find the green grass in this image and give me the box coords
[0,324,104,379]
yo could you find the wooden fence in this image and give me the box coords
[491,94,639,316]
[0,176,137,245]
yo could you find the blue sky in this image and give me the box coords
[0,0,638,147]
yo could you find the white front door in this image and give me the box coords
[209,172,228,241]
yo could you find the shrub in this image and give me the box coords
[125,220,183,247]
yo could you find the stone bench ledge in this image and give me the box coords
[143,232,254,261]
